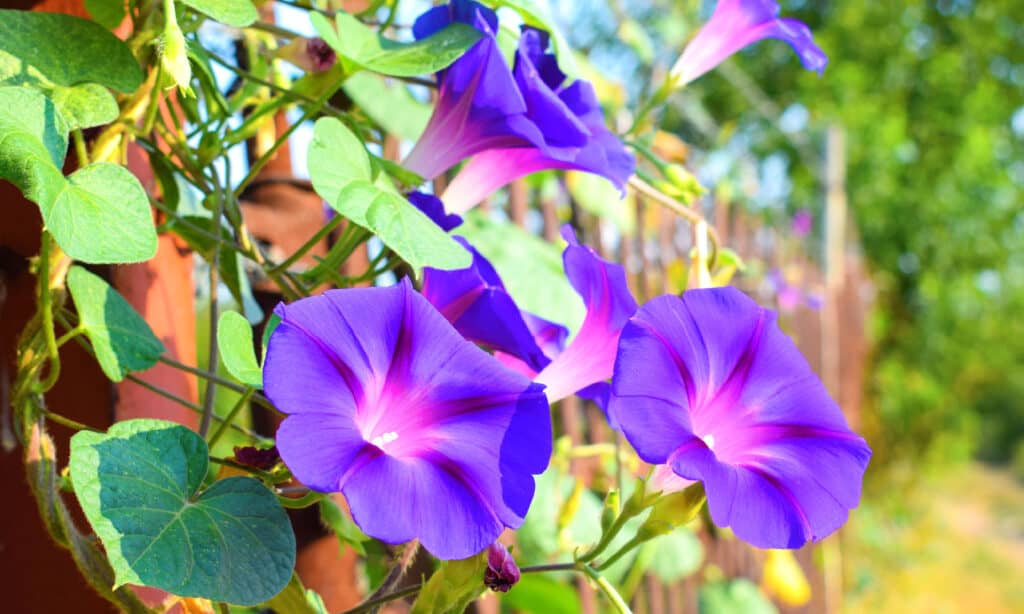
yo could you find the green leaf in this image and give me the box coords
[313,12,482,77]
[67,266,166,382]
[458,213,584,331]
[84,0,127,30]
[342,72,430,141]
[410,552,487,614]
[0,9,142,128]
[501,574,581,614]
[48,83,120,130]
[319,497,369,557]
[216,311,262,388]
[699,578,779,614]
[0,87,157,263]
[648,529,703,583]
[487,0,577,77]
[263,573,328,614]
[69,419,296,605]
[180,0,257,27]
[565,171,635,234]
[46,163,158,263]
[307,118,471,271]
[0,9,142,91]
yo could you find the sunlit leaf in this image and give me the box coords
[216,311,262,388]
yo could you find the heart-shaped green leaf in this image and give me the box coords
[312,12,481,77]
[181,0,258,27]
[70,419,296,605]
[217,311,262,388]
[307,117,471,271]
[67,266,165,382]
[0,87,157,263]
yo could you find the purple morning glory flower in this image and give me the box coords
[790,209,813,237]
[263,281,552,560]
[422,238,556,373]
[408,191,463,232]
[439,28,636,214]
[669,0,828,87]
[766,268,822,312]
[608,287,870,549]
[402,1,633,214]
[423,226,636,405]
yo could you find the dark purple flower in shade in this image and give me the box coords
[439,29,635,214]
[484,542,520,592]
[402,1,633,213]
[407,192,463,231]
[790,209,813,237]
[766,268,822,312]
[263,281,552,560]
[425,225,636,405]
[669,0,828,87]
[232,445,280,471]
[608,288,870,549]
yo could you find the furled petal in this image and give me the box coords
[422,238,552,372]
[265,280,551,559]
[609,287,870,549]
[408,191,463,231]
[669,0,828,87]
[535,226,638,403]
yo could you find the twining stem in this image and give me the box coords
[206,388,253,448]
[595,535,643,571]
[40,407,101,433]
[158,355,277,413]
[265,215,343,275]
[72,130,90,167]
[35,234,61,394]
[628,175,720,267]
[124,374,266,441]
[341,584,422,614]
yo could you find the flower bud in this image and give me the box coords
[160,0,192,95]
[484,542,520,592]
[277,37,337,73]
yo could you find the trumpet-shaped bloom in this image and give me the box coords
[264,281,551,560]
[440,28,635,214]
[608,288,870,549]
[669,0,828,87]
[425,225,636,405]
[402,1,633,214]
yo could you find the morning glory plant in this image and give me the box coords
[403,0,634,213]
[0,0,872,612]
[669,0,828,86]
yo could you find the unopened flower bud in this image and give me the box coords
[160,0,192,95]
[232,445,280,471]
[484,542,520,592]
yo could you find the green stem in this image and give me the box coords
[595,535,643,571]
[208,455,276,481]
[341,584,422,614]
[158,355,277,413]
[72,130,90,167]
[265,215,343,274]
[582,564,634,614]
[276,489,323,509]
[207,388,253,448]
[578,509,632,564]
[35,234,61,393]
[55,325,86,349]
[41,408,101,432]
[124,374,266,441]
